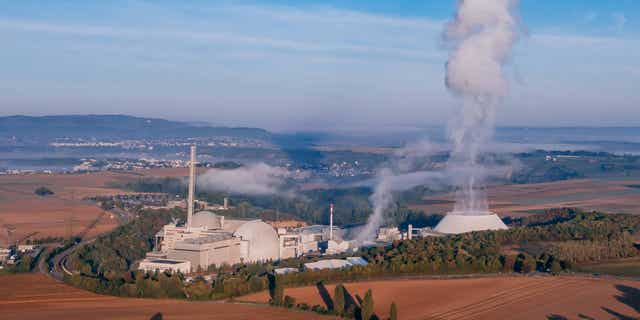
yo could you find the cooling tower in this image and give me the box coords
[434,212,508,234]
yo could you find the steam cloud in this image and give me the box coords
[356,142,445,243]
[360,0,523,241]
[197,163,296,196]
[444,0,521,214]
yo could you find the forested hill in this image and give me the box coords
[0,115,271,140]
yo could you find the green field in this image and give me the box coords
[577,258,640,277]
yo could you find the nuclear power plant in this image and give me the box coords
[139,145,356,274]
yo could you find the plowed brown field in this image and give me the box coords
[239,276,640,320]
[0,168,194,244]
[0,274,334,320]
[411,179,640,216]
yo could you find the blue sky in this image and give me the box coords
[0,0,638,131]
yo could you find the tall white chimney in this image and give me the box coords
[187,145,197,230]
[329,203,334,241]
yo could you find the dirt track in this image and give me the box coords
[0,274,334,320]
[239,276,640,320]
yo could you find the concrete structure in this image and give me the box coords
[319,239,353,255]
[346,256,368,266]
[139,259,191,274]
[139,145,281,273]
[329,203,334,241]
[146,211,281,271]
[0,248,10,263]
[17,244,36,252]
[304,257,368,271]
[139,147,359,274]
[434,212,508,234]
[187,145,196,229]
[274,267,299,275]
[377,227,402,242]
[408,226,441,238]
[304,259,352,271]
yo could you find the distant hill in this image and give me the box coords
[0,115,271,140]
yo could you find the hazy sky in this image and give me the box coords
[1,0,638,131]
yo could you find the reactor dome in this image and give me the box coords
[191,211,224,229]
[232,220,280,262]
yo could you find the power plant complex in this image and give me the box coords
[139,146,508,274]
[139,146,356,274]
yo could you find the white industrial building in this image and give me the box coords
[139,259,191,274]
[0,247,10,263]
[138,146,354,274]
[303,257,368,271]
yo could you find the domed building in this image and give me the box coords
[139,146,353,275]
[139,146,281,273]
[191,211,224,229]
[148,211,281,271]
[233,220,280,262]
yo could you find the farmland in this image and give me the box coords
[239,276,640,320]
[0,274,334,320]
[0,168,192,245]
[411,178,640,217]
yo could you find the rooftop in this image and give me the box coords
[181,232,234,244]
[148,259,187,265]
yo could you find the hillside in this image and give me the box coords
[0,115,270,141]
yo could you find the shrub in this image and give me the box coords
[35,186,54,196]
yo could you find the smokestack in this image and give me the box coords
[408,224,413,240]
[329,203,334,241]
[187,145,197,230]
[223,197,229,210]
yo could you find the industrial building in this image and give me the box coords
[138,146,355,274]
[303,257,368,271]
[139,259,191,274]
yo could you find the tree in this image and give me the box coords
[390,302,398,320]
[35,186,54,196]
[284,295,296,308]
[269,274,283,306]
[334,284,346,315]
[361,289,374,320]
[550,260,562,275]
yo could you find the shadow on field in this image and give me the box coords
[149,312,163,320]
[547,284,640,320]
[613,285,639,313]
[316,282,333,311]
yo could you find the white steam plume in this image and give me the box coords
[197,163,298,196]
[357,168,394,243]
[353,140,518,243]
[444,0,521,214]
[356,142,442,243]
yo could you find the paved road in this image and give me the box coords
[55,238,97,280]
